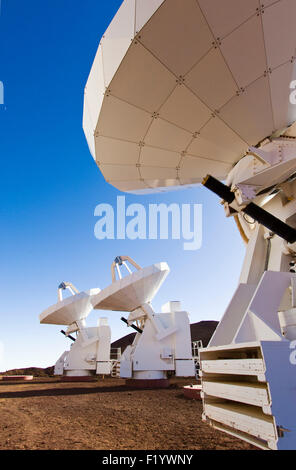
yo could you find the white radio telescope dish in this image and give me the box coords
[92,263,169,312]
[83,0,296,193]
[39,289,101,326]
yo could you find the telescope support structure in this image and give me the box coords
[54,317,111,379]
[93,257,196,388]
[201,137,296,450]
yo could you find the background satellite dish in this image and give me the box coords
[92,263,169,312]
[39,289,101,326]
[83,0,296,193]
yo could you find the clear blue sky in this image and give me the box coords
[0,0,245,371]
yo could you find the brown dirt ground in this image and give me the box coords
[0,377,255,450]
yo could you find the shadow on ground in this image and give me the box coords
[0,384,165,399]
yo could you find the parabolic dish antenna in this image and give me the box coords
[83,0,296,193]
[92,263,169,312]
[39,289,101,326]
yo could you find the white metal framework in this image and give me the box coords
[199,137,296,450]
[83,0,296,193]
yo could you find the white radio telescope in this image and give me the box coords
[92,256,196,386]
[39,282,112,380]
[39,258,195,385]
[83,0,296,450]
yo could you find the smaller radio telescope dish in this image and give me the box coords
[39,288,101,326]
[83,0,296,193]
[92,262,169,312]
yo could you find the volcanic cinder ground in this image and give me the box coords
[0,377,255,450]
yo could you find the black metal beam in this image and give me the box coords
[121,317,143,334]
[61,330,76,342]
[203,175,296,244]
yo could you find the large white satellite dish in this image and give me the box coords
[92,262,169,312]
[39,288,101,326]
[83,0,296,193]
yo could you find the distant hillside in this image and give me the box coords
[112,332,136,353]
[111,321,218,353]
[190,321,218,346]
[0,366,54,377]
[1,321,218,377]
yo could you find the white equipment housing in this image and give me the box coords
[54,317,111,377]
[120,301,194,380]
[40,282,111,377]
[92,257,195,382]
[199,144,296,450]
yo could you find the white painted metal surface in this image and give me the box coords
[61,320,112,376]
[202,381,270,408]
[83,0,296,193]
[196,144,296,450]
[137,310,192,373]
[92,258,195,380]
[120,307,195,379]
[53,319,112,377]
[201,358,265,376]
[200,341,296,450]
[92,262,169,312]
[40,259,195,381]
[82,1,296,448]
[39,289,100,326]
[40,285,111,378]
[204,402,276,444]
